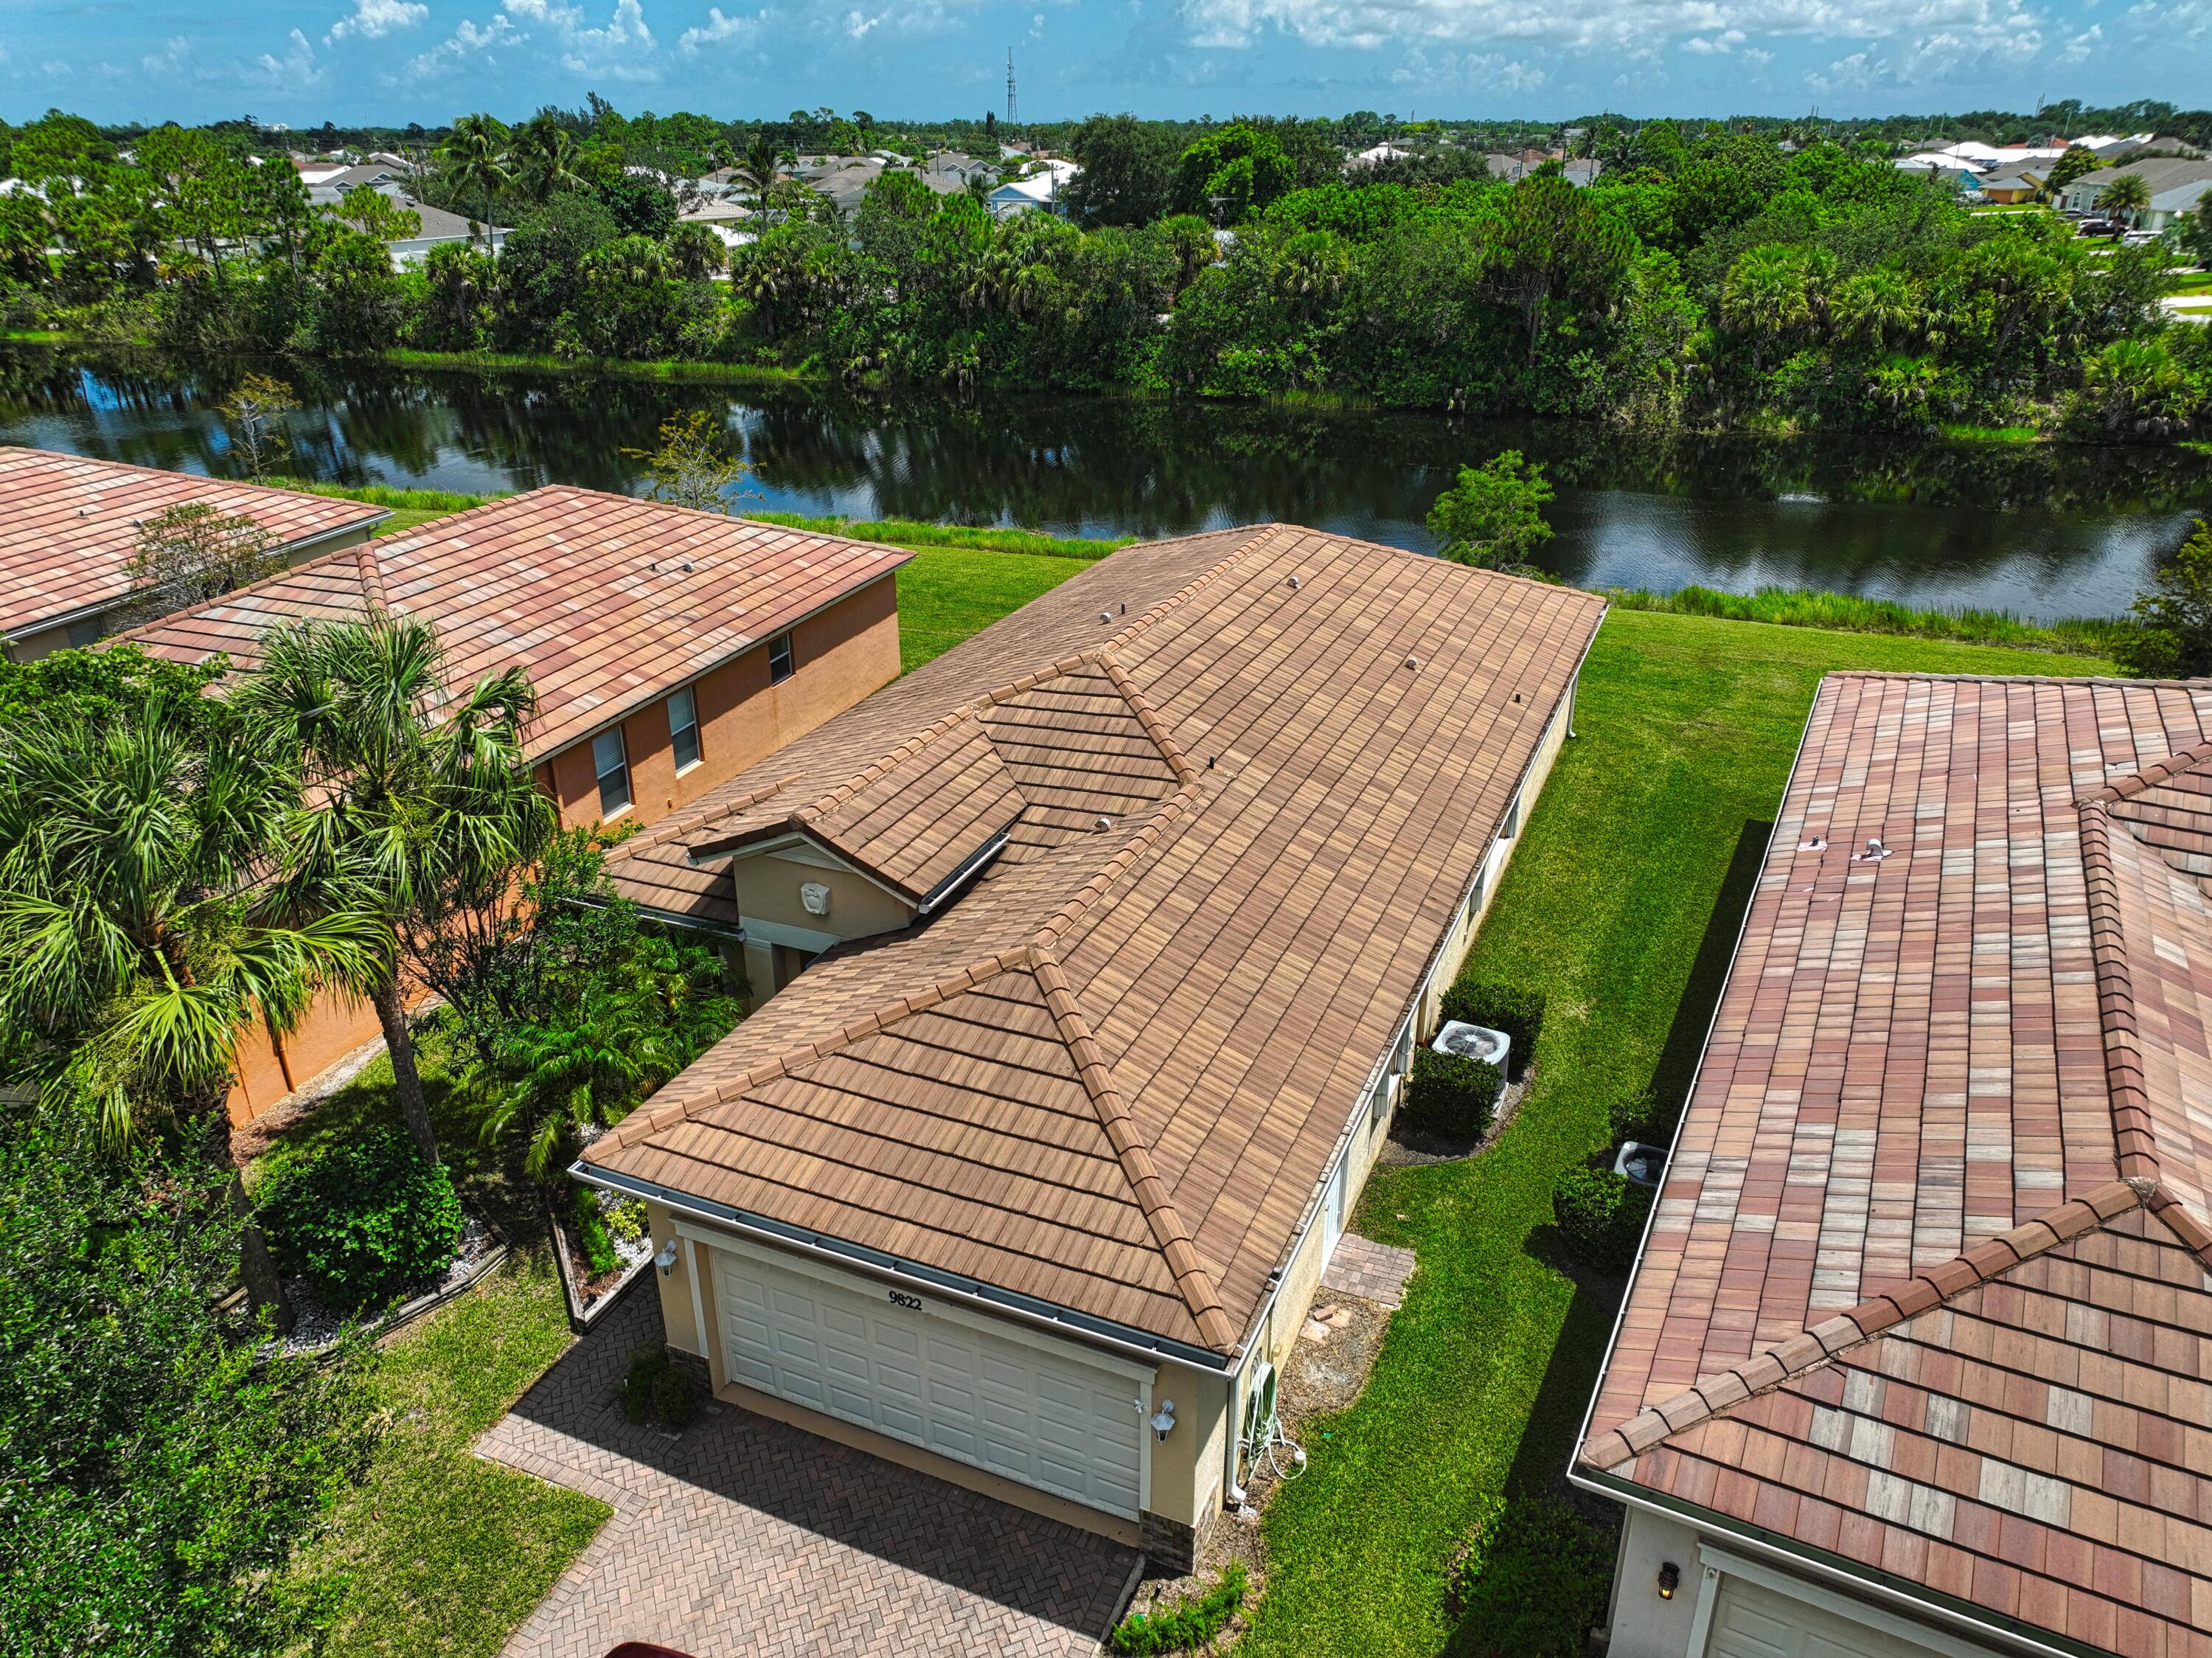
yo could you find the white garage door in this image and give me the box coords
[712,1246,1148,1519]
[1710,1574,1949,1658]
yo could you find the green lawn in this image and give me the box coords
[895,546,1096,670]
[287,1258,609,1658]
[1237,611,2113,1658]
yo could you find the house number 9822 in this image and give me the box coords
[887,1290,923,1310]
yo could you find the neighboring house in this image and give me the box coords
[306,176,507,266]
[1576,672,2212,1658]
[577,525,1604,1569]
[122,487,909,1122]
[1347,142,1415,168]
[801,157,887,218]
[2057,157,2212,227]
[1974,166,2048,204]
[986,158,1079,218]
[0,446,386,662]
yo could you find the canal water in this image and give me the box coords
[4,346,2207,621]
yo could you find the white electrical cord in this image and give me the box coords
[1237,1410,1309,1491]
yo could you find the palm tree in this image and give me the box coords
[666,220,726,281]
[2096,170,2153,234]
[237,616,553,1167]
[1721,244,1813,374]
[734,131,794,223]
[0,696,385,1325]
[437,113,512,233]
[509,114,585,208]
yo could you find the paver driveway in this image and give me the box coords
[477,1279,1139,1658]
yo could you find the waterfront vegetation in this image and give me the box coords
[6,106,2212,440]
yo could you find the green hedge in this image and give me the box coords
[1452,1495,1615,1658]
[574,1184,620,1276]
[257,1131,465,1311]
[1112,1562,1248,1655]
[1440,982,1545,1082]
[620,1347,705,1431]
[1552,1167,1654,1274]
[1404,1048,1504,1141]
[1607,1087,1680,1152]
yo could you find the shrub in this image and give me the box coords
[1440,981,1545,1081]
[257,1131,465,1311]
[1112,1562,1248,1655]
[1607,1087,1678,1151]
[1553,1167,1654,1274]
[605,1197,648,1244]
[621,1347,704,1431]
[1404,1047,1504,1141]
[574,1183,619,1276]
[1453,1495,1614,1658]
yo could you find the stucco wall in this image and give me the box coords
[728,850,917,944]
[1603,1506,1707,1658]
[540,577,900,831]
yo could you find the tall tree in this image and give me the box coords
[437,112,512,232]
[1062,114,1177,228]
[1478,174,1635,364]
[238,616,553,1167]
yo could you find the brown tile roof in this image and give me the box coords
[584,524,1607,1356]
[0,445,387,642]
[118,487,909,763]
[1580,673,2212,1657]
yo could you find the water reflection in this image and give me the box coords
[2,346,2207,621]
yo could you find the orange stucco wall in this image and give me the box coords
[224,575,902,1127]
[539,576,902,830]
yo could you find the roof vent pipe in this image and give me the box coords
[1287,575,1301,591]
[1100,611,1113,624]
[1096,816,1113,830]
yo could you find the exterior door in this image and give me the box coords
[1322,1156,1349,1263]
[712,1244,1149,1520]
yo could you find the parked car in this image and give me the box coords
[2076,218,2115,236]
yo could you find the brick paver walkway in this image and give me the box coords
[477,1281,1139,1658]
[1321,1232,1418,1308]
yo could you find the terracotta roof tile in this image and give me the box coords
[0,445,386,641]
[117,487,907,761]
[585,525,1605,1354]
[1582,672,2212,1657]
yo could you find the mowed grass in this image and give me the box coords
[1236,611,2112,1658]
[288,1258,608,1658]
[895,546,1095,670]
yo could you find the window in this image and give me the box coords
[591,726,631,817]
[768,632,796,684]
[668,685,702,772]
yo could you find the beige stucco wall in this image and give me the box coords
[1604,1506,1708,1658]
[728,851,917,943]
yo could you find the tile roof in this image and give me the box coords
[584,525,1607,1356]
[1580,673,2212,1658]
[0,446,387,642]
[119,487,909,763]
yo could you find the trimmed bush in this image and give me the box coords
[1452,1495,1614,1658]
[257,1131,465,1311]
[1112,1562,1248,1655]
[1440,981,1544,1081]
[1553,1167,1655,1274]
[621,1347,705,1431]
[1404,1047,1504,1141]
[1607,1087,1679,1151]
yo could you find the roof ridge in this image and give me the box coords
[2079,799,2167,1185]
[1095,651,1200,785]
[2079,737,2212,806]
[353,542,390,614]
[1102,525,1281,655]
[1031,778,1208,948]
[1579,1179,2144,1472]
[1026,944,1238,1350]
[597,943,1034,1152]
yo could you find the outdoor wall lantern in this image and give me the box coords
[1150,1400,1176,1442]
[655,1238,681,1277]
[1657,1562,1680,1600]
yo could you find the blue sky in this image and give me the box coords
[3,0,2208,128]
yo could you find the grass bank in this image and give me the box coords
[1604,581,2130,656]
[376,347,822,385]
[1237,611,2112,1658]
[285,479,498,538]
[896,546,1096,670]
[748,510,1127,562]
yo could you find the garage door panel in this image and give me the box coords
[713,1246,1147,1519]
[1711,1575,1943,1658]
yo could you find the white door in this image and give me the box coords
[1708,1575,1948,1658]
[712,1245,1149,1519]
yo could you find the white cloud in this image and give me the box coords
[409,0,655,78]
[1181,0,2048,66]
[1391,44,1545,89]
[142,35,192,73]
[678,4,768,49]
[257,27,325,83]
[327,0,430,43]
